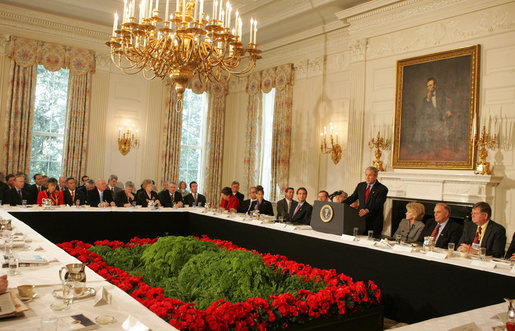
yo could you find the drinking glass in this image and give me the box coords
[353,227,359,237]
[22,199,27,206]
[367,230,374,241]
[132,201,137,208]
[395,234,402,244]
[479,247,487,260]
[62,280,76,306]
[447,243,455,256]
[75,199,81,207]
[8,255,19,276]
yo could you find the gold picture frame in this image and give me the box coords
[392,45,480,169]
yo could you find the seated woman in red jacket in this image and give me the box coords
[37,177,64,206]
[219,186,239,212]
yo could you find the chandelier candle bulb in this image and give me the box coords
[218,0,223,21]
[131,0,136,17]
[112,12,118,36]
[226,2,231,29]
[213,0,217,22]
[149,0,153,17]
[199,0,204,22]
[182,0,186,22]
[154,0,158,12]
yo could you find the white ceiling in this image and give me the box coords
[0,0,370,45]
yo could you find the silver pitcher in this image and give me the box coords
[59,263,86,295]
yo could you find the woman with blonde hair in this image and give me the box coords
[136,179,161,207]
[393,202,425,242]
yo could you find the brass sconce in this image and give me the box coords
[474,125,496,175]
[118,121,140,156]
[320,122,342,164]
[368,131,388,171]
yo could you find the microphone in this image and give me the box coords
[329,190,343,200]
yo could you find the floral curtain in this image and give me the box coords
[270,64,294,201]
[243,72,262,193]
[203,82,227,204]
[242,64,294,200]
[4,36,95,179]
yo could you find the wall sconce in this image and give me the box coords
[320,122,342,164]
[368,131,387,171]
[118,121,140,156]
[474,125,496,175]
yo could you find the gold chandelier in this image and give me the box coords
[107,0,261,111]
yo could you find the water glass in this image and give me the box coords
[62,280,76,305]
[8,255,19,276]
[132,201,137,208]
[22,199,27,206]
[75,199,81,207]
[423,236,435,252]
[367,230,374,241]
[353,227,359,237]
[447,243,455,255]
[479,247,487,260]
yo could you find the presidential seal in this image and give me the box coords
[320,204,334,223]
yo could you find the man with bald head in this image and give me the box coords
[87,179,115,207]
[418,203,462,248]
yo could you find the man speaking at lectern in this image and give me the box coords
[343,166,388,236]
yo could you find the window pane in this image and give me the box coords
[260,88,276,200]
[179,147,201,185]
[29,65,69,181]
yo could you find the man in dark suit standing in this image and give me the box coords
[77,175,89,191]
[238,187,257,214]
[30,173,46,201]
[183,181,206,207]
[5,174,33,205]
[288,187,312,225]
[458,201,506,258]
[343,166,388,236]
[419,203,462,248]
[158,181,183,207]
[63,177,85,206]
[87,179,115,207]
[276,187,294,220]
[231,181,244,205]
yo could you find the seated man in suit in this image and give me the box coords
[458,201,506,258]
[115,181,136,207]
[231,181,244,205]
[63,177,85,206]
[238,187,257,214]
[506,232,515,261]
[343,166,388,236]
[288,187,312,225]
[58,176,67,192]
[317,191,329,201]
[158,181,183,207]
[220,186,239,212]
[183,181,206,207]
[5,174,33,206]
[30,173,46,200]
[107,174,122,197]
[87,179,115,207]
[418,203,462,248]
[276,187,294,220]
[253,187,274,216]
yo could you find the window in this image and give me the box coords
[179,89,208,188]
[259,88,276,200]
[29,65,70,181]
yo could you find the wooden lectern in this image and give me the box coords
[311,201,365,236]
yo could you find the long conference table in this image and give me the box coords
[3,205,515,326]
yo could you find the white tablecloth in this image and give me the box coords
[0,209,176,330]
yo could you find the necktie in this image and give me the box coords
[18,190,22,200]
[472,225,482,244]
[287,200,291,214]
[111,187,115,195]
[293,203,301,216]
[365,185,371,203]
[100,191,104,203]
[430,224,440,240]
[71,191,75,203]
[194,194,197,205]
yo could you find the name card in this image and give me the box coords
[284,224,297,231]
[340,234,356,242]
[94,287,112,306]
[426,251,448,260]
[122,315,149,331]
[470,260,497,269]
[392,245,414,253]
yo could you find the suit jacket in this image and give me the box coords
[0,182,8,203]
[458,220,506,258]
[114,190,135,207]
[234,191,244,205]
[136,190,160,207]
[30,184,46,202]
[506,232,515,260]
[393,219,425,242]
[5,187,34,206]
[238,199,256,214]
[419,219,463,249]
[183,193,206,207]
[343,180,388,235]
[63,189,86,206]
[220,195,240,211]
[276,198,293,219]
[87,189,114,207]
[288,201,313,225]
[255,199,274,216]
[158,190,183,207]
[107,185,123,197]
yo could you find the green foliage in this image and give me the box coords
[90,236,326,310]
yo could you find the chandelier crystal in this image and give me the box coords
[107,0,261,111]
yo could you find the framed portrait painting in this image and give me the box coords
[392,45,480,169]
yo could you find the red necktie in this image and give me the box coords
[71,191,75,203]
[365,185,371,203]
[293,203,301,216]
[430,224,440,240]
[473,225,482,244]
